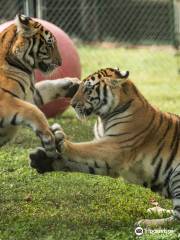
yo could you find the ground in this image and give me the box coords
[0,46,180,240]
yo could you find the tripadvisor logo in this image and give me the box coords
[135,227,177,237]
[135,227,144,236]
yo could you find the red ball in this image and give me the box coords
[0,19,81,118]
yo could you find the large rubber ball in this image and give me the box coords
[0,19,81,118]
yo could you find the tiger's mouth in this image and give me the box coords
[38,62,59,74]
[74,106,93,120]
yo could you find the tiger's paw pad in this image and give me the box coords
[29,147,54,174]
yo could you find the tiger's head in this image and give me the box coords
[71,68,130,119]
[4,14,61,74]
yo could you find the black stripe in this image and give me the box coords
[132,84,146,107]
[90,96,100,102]
[173,192,180,198]
[105,161,111,175]
[151,143,165,165]
[151,115,172,165]
[122,83,129,95]
[11,113,18,125]
[30,84,35,94]
[0,119,4,128]
[22,38,31,64]
[105,120,131,132]
[107,113,135,124]
[6,56,31,75]
[157,115,172,145]
[22,38,34,66]
[89,167,95,174]
[9,77,26,96]
[170,119,179,149]
[100,70,107,77]
[151,112,164,136]
[94,161,99,168]
[0,87,19,98]
[103,84,107,104]
[1,28,16,48]
[170,163,180,176]
[151,157,163,184]
[116,109,155,143]
[171,185,180,193]
[28,37,36,67]
[159,112,164,127]
[94,102,104,114]
[1,30,8,43]
[174,206,180,211]
[107,132,130,137]
[171,179,180,189]
[96,85,100,96]
[105,99,134,121]
[35,89,44,106]
[34,22,41,28]
[164,168,173,197]
[38,38,44,52]
[164,121,179,173]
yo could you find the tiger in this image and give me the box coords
[0,14,79,157]
[30,67,180,227]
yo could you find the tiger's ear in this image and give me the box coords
[115,69,129,79]
[15,14,36,36]
[107,70,129,88]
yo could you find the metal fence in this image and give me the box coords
[0,0,179,79]
[43,0,175,45]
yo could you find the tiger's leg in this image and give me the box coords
[169,165,180,220]
[136,166,180,227]
[34,78,80,107]
[30,146,107,175]
[30,145,117,176]
[30,123,121,176]
[1,97,57,157]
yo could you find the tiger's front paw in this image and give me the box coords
[54,77,80,98]
[61,77,80,98]
[29,147,55,174]
[50,123,66,153]
[29,145,66,173]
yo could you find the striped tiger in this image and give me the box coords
[0,14,79,157]
[30,67,180,227]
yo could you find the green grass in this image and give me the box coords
[1,46,180,240]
